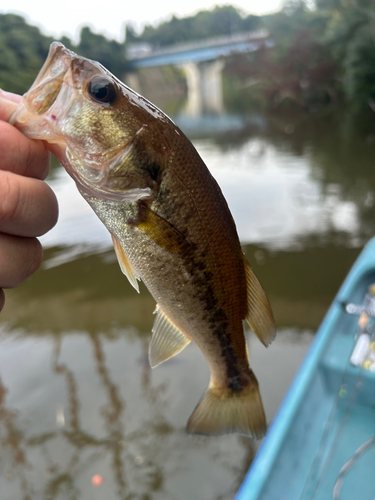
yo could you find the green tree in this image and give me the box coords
[318,0,375,107]
[226,4,340,112]
[130,6,262,48]
[0,14,52,94]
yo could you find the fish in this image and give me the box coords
[10,42,276,438]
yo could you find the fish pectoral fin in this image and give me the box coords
[137,205,190,255]
[111,234,140,293]
[149,305,191,368]
[186,374,266,439]
[243,255,276,347]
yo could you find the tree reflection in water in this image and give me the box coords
[0,327,254,500]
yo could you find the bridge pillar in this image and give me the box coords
[181,59,225,116]
[181,62,202,116]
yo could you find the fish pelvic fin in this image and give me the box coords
[149,305,191,368]
[243,255,276,347]
[111,234,140,293]
[186,375,266,439]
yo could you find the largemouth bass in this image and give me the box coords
[10,42,275,438]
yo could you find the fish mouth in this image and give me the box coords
[9,42,72,135]
[29,42,72,98]
[10,42,153,203]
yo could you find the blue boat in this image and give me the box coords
[236,237,375,500]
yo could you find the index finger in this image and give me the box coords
[1,90,21,103]
[0,93,51,180]
[0,90,19,121]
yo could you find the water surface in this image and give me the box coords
[1,108,374,499]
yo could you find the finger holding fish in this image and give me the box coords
[0,95,58,238]
[0,120,51,180]
[0,90,20,117]
[0,170,58,237]
[0,91,58,312]
[0,94,51,180]
[0,233,43,289]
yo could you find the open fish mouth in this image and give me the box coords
[29,42,72,94]
[13,43,71,117]
[8,43,73,138]
[10,42,154,203]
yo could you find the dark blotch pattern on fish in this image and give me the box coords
[186,252,242,390]
[145,162,160,182]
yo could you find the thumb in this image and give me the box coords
[0,90,21,122]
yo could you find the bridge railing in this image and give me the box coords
[126,30,269,61]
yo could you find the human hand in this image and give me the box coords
[0,90,58,313]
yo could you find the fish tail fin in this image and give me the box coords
[186,374,266,439]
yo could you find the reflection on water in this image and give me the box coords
[0,294,258,499]
[1,108,374,499]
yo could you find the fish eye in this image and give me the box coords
[88,76,117,105]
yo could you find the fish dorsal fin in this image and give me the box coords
[243,255,276,347]
[149,305,191,368]
[111,234,140,293]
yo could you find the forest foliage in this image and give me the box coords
[125,6,261,47]
[1,2,375,110]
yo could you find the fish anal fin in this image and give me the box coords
[111,234,140,293]
[243,256,276,347]
[149,305,191,368]
[186,374,266,439]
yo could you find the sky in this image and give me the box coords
[2,0,284,44]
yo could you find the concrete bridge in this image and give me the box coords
[125,31,270,116]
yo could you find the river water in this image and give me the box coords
[0,107,375,499]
